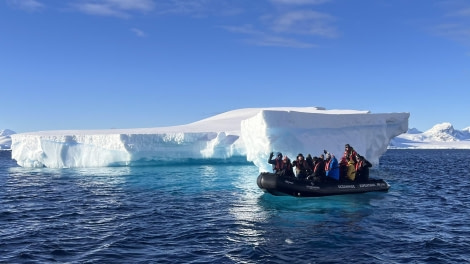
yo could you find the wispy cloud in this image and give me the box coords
[73,0,155,18]
[7,0,337,48]
[74,3,127,17]
[131,28,146,37]
[220,0,337,48]
[247,35,316,48]
[451,8,470,17]
[154,0,209,15]
[267,10,337,38]
[72,0,238,18]
[270,0,330,5]
[433,2,470,46]
[7,0,44,12]
[435,23,470,39]
[221,24,316,48]
[152,0,242,17]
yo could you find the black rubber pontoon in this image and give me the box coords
[257,172,390,197]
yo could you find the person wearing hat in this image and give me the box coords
[324,151,340,181]
[342,144,359,181]
[355,154,372,182]
[282,155,295,177]
[292,153,311,179]
[343,144,358,163]
[307,156,326,182]
[268,152,284,174]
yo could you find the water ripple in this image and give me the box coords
[1,150,470,263]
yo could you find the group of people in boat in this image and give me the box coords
[267,144,372,183]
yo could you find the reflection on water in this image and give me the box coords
[197,165,218,190]
[228,166,268,248]
[72,167,132,177]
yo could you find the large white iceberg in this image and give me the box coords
[11,107,409,171]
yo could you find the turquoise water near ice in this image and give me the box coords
[1,150,469,263]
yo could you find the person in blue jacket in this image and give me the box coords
[324,151,340,181]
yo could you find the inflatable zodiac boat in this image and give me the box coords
[257,172,390,197]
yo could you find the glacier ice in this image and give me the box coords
[10,107,410,171]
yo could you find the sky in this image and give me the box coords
[1,0,469,133]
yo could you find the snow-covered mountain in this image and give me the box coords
[0,129,16,149]
[390,122,470,149]
[407,128,423,134]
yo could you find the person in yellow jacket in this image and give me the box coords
[342,144,358,181]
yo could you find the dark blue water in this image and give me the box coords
[1,149,469,263]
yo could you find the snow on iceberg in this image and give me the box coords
[11,107,409,171]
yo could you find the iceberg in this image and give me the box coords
[11,107,409,171]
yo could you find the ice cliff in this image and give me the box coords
[10,107,409,171]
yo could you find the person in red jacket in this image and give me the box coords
[282,156,295,177]
[268,152,294,177]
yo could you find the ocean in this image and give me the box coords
[0,149,469,264]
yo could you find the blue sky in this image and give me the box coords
[1,0,469,133]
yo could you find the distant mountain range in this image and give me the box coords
[0,129,15,150]
[390,122,470,149]
[2,123,470,150]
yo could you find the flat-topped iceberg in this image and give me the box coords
[10,107,409,171]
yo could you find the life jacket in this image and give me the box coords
[325,159,331,171]
[344,149,358,163]
[274,158,283,171]
[285,161,292,171]
[325,156,340,180]
[282,157,293,175]
[355,160,363,172]
[314,161,323,173]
